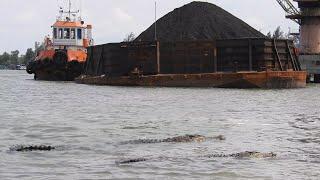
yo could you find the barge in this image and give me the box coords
[76,39,307,89]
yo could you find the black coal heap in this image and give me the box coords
[136,1,265,41]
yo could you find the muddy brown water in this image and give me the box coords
[0,70,319,180]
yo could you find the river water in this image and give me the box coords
[0,70,319,180]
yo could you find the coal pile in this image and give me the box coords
[136,1,265,41]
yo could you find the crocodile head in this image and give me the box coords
[234,151,277,158]
[168,134,206,143]
[248,151,277,158]
[172,134,225,142]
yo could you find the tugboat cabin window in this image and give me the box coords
[71,28,76,39]
[58,28,63,39]
[64,28,70,39]
[77,29,82,40]
[84,29,88,38]
[53,28,57,39]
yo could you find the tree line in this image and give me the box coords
[0,42,44,69]
[0,48,35,69]
[266,26,299,45]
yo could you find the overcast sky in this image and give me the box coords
[0,0,299,54]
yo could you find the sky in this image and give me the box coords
[0,0,299,54]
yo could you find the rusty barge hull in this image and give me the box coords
[76,71,307,89]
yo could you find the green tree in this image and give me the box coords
[10,50,19,65]
[273,26,285,39]
[123,32,136,42]
[0,52,10,65]
[266,32,272,38]
[18,55,26,65]
[23,48,35,64]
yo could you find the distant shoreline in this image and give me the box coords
[0,64,26,70]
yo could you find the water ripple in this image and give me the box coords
[1,71,320,179]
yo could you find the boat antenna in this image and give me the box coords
[59,0,79,21]
[154,1,157,41]
[79,0,82,20]
[56,0,60,11]
[68,0,71,20]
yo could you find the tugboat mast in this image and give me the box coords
[59,0,79,21]
[68,0,71,20]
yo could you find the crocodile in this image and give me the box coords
[121,134,225,144]
[117,158,148,165]
[10,145,55,152]
[206,151,277,158]
[117,151,277,164]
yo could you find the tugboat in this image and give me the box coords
[27,0,93,81]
